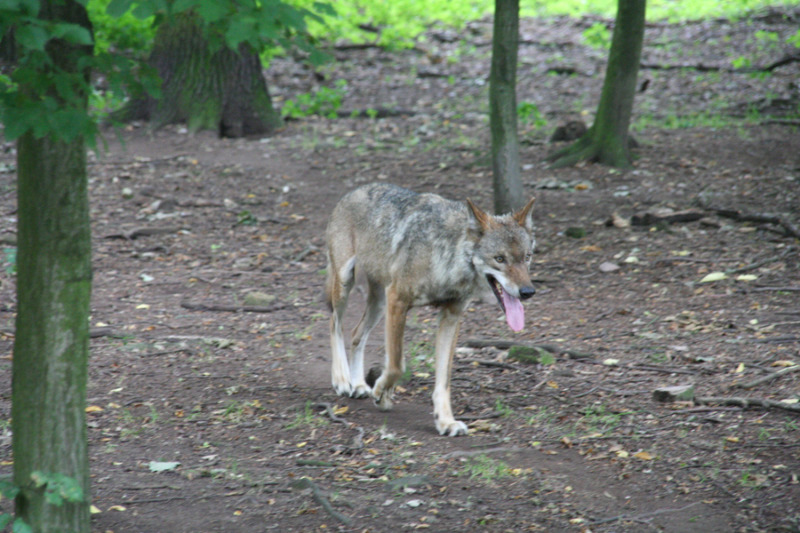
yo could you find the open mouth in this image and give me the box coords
[486,275,525,332]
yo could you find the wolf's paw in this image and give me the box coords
[436,419,469,437]
[332,380,353,397]
[372,384,394,411]
[350,382,372,399]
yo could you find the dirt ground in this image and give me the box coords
[2,9,800,533]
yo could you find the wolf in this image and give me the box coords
[324,183,536,436]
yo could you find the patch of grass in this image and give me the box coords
[582,22,611,50]
[494,398,514,418]
[286,401,328,429]
[458,454,514,484]
[282,80,347,119]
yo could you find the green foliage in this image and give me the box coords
[282,80,347,119]
[582,22,610,49]
[789,29,800,48]
[517,101,547,128]
[2,247,16,275]
[87,0,155,57]
[105,0,334,63]
[458,455,513,483]
[0,472,84,533]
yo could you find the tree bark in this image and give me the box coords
[13,2,92,531]
[548,0,646,168]
[489,0,524,214]
[121,13,282,137]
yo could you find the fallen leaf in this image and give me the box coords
[699,272,728,283]
[599,261,620,273]
[148,461,180,473]
[735,362,745,373]
[634,451,653,460]
[85,405,104,413]
[771,360,798,367]
[735,274,757,281]
[726,436,740,443]
[333,405,349,416]
[90,505,102,514]
[108,505,127,512]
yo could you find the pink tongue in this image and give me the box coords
[502,291,525,332]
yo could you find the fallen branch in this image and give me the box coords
[290,478,352,526]
[590,501,704,526]
[180,300,289,313]
[712,208,800,239]
[316,403,364,451]
[695,396,800,414]
[463,338,593,359]
[104,226,185,240]
[735,365,800,389]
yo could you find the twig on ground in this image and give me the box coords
[590,501,703,526]
[463,338,593,359]
[695,396,800,413]
[735,365,800,389]
[180,300,289,313]
[290,478,352,526]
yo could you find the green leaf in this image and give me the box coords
[12,518,33,533]
[105,0,134,18]
[196,1,228,23]
[16,23,50,51]
[0,515,12,529]
[51,23,94,46]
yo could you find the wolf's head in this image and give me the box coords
[467,197,536,332]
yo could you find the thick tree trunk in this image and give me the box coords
[548,0,646,168]
[489,0,524,214]
[122,13,282,137]
[13,2,92,531]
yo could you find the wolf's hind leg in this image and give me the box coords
[329,256,356,396]
[348,278,385,398]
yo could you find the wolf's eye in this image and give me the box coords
[494,255,505,264]
[525,253,532,262]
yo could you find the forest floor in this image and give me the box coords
[2,7,800,533]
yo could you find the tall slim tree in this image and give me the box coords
[489,0,524,214]
[548,0,646,168]
[12,1,93,531]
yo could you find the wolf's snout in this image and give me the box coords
[519,286,535,300]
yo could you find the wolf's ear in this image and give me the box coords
[513,197,536,231]
[466,198,495,232]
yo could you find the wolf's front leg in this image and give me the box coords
[432,305,468,437]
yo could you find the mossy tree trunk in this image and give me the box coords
[489,0,524,214]
[13,2,92,531]
[548,0,646,168]
[122,12,282,137]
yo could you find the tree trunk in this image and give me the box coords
[122,13,282,137]
[489,0,524,214]
[548,0,646,168]
[13,2,92,531]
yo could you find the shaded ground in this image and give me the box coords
[2,9,800,533]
